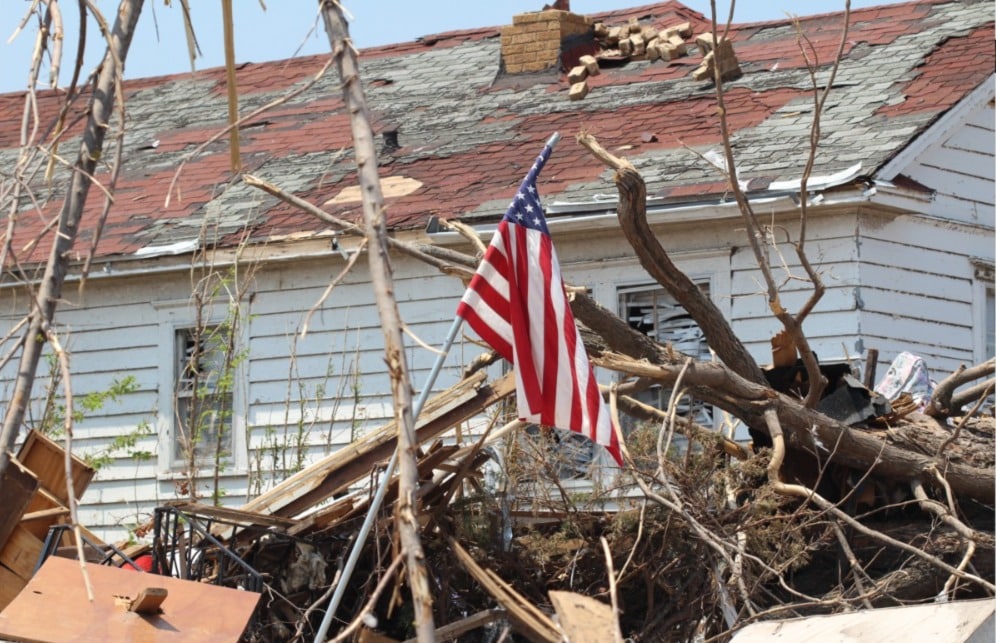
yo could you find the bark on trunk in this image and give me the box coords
[577,133,766,386]
[0,0,145,477]
[320,3,437,641]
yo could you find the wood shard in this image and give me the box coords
[449,538,560,642]
[129,587,168,614]
[549,590,619,643]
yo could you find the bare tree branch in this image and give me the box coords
[576,131,766,386]
[0,0,144,479]
[927,358,996,418]
[320,2,436,640]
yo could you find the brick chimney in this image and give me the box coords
[501,8,592,74]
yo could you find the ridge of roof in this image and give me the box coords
[0,1,992,265]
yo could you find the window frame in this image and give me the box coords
[616,278,717,433]
[155,300,248,477]
[566,249,735,432]
[972,259,995,364]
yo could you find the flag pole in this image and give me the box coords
[315,132,562,641]
[314,316,464,642]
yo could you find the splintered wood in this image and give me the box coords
[0,431,98,612]
[238,370,514,520]
[450,538,561,642]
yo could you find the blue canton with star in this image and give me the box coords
[502,144,553,235]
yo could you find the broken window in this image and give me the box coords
[618,282,714,433]
[973,259,994,363]
[985,285,994,361]
[173,326,234,465]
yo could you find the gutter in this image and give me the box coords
[0,171,933,289]
[426,163,881,244]
[0,243,358,292]
[426,193,800,244]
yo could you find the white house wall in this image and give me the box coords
[901,90,995,225]
[728,213,864,368]
[0,198,992,539]
[0,254,482,539]
[856,211,994,378]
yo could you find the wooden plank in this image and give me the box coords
[0,563,25,612]
[857,236,976,278]
[730,286,857,321]
[0,525,43,582]
[0,556,261,643]
[945,123,995,155]
[923,146,995,181]
[20,487,67,541]
[290,445,459,536]
[240,371,514,519]
[862,311,973,352]
[858,212,991,256]
[0,458,39,551]
[449,538,560,643]
[857,286,973,322]
[20,507,70,524]
[17,430,95,507]
[906,163,994,205]
[165,501,299,531]
[549,590,619,643]
[128,587,168,614]
[332,445,459,527]
[859,263,972,302]
[401,609,506,643]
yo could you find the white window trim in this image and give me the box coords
[971,259,995,364]
[564,250,733,333]
[565,250,733,420]
[154,300,248,479]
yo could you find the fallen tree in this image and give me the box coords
[243,151,995,640]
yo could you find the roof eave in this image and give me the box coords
[876,74,996,181]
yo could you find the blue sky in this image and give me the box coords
[2,1,902,94]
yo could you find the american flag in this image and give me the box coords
[456,136,622,466]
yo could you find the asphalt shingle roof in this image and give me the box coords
[0,0,991,262]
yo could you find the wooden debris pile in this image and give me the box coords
[0,430,97,612]
[0,359,993,641]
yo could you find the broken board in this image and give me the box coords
[0,556,261,642]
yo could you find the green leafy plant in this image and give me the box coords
[36,367,151,471]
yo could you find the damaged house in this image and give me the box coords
[0,0,992,601]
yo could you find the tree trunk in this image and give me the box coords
[320,3,437,642]
[0,0,145,477]
[577,133,767,386]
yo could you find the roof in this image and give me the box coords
[0,0,992,264]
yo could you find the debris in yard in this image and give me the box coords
[0,555,260,642]
[0,430,98,612]
[0,360,992,641]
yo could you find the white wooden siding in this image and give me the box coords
[729,215,864,363]
[906,97,996,224]
[0,187,991,540]
[857,212,989,379]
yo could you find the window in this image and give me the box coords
[172,325,235,467]
[985,285,994,361]
[618,282,714,429]
[972,259,995,364]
